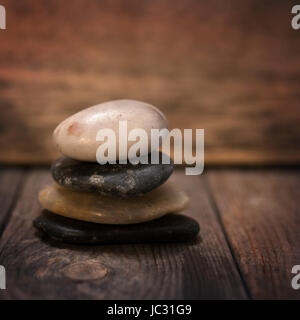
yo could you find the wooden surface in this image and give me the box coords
[0,167,299,300]
[207,169,300,299]
[0,0,300,165]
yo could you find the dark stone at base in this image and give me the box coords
[33,210,200,244]
[51,152,174,198]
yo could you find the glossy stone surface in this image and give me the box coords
[51,153,174,198]
[34,210,200,244]
[39,180,189,224]
[53,99,168,162]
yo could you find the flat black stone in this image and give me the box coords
[51,152,174,198]
[33,210,200,245]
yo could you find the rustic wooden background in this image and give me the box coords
[1,1,300,300]
[0,0,300,165]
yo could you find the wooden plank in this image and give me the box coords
[0,169,247,299]
[0,168,24,237]
[206,169,300,299]
[0,0,300,165]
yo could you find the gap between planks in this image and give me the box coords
[0,167,25,239]
[202,174,252,299]
[206,169,300,300]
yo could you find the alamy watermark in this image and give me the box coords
[0,265,5,290]
[0,5,6,30]
[95,121,204,175]
[291,5,300,30]
[291,265,300,290]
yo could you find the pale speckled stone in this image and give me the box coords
[53,99,168,162]
[38,180,189,225]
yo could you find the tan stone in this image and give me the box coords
[53,99,168,162]
[39,181,189,224]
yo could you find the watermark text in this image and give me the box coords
[291,5,300,30]
[0,5,6,30]
[96,121,204,175]
[0,265,5,290]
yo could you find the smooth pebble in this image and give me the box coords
[39,180,189,224]
[53,99,168,162]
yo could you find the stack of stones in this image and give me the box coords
[34,100,200,244]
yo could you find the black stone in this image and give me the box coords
[33,210,200,245]
[51,152,174,198]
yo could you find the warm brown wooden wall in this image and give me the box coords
[0,0,299,165]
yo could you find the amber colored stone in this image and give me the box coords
[39,180,189,224]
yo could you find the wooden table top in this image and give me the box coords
[0,167,299,300]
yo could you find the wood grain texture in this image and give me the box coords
[0,0,300,165]
[0,169,247,299]
[206,169,300,299]
[0,168,24,237]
